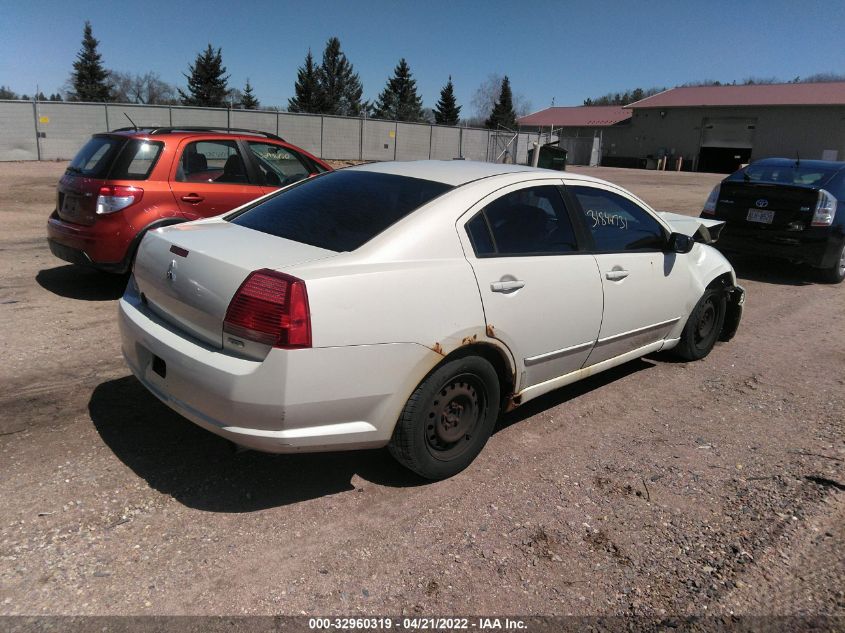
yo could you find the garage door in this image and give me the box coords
[700,117,757,149]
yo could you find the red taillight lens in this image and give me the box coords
[96,185,143,215]
[223,269,311,349]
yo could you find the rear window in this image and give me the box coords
[730,162,838,187]
[66,136,124,178]
[229,170,453,251]
[66,136,163,180]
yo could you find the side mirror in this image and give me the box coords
[667,232,694,254]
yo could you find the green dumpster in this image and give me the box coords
[527,142,567,170]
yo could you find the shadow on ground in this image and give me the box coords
[89,376,425,513]
[91,359,656,513]
[36,265,127,301]
[726,253,816,287]
[494,358,655,432]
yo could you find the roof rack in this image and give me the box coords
[109,126,285,142]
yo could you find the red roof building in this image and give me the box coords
[593,82,845,172]
[517,106,631,129]
[627,82,845,109]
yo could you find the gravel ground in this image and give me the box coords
[0,161,843,619]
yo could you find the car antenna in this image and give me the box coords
[123,112,138,131]
[795,151,800,167]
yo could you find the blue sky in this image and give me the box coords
[1,0,843,115]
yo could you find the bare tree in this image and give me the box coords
[109,71,177,104]
[471,73,531,124]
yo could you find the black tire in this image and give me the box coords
[818,241,845,284]
[673,288,727,361]
[388,355,500,480]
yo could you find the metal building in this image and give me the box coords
[516,105,631,165]
[601,82,845,173]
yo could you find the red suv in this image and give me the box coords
[47,127,331,273]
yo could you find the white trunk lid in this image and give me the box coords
[133,220,336,348]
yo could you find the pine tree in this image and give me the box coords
[288,50,322,113]
[485,76,517,130]
[373,58,425,122]
[49,93,63,101]
[179,44,230,107]
[317,37,363,116]
[433,76,461,125]
[240,79,259,109]
[69,21,112,102]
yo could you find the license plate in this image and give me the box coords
[747,208,775,224]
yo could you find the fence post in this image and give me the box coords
[359,117,364,161]
[168,106,173,126]
[393,121,398,161]
[104,104,110,131]
[459,126,463,159]
[276,112,280,137]
[319,116,324,158]
[31,100,42,161]
[428,125,433,160]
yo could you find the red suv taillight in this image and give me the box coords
[223,269,311,348]
[96,185,143,215]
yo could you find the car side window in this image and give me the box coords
[570,186,665,251]
[175,140,251,185]
[247,142,311,187]
[465,185,579,256]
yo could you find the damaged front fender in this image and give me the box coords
[720,284,745,342]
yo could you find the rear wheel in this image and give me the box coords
[388,355,500,480]
[673,288,726,361]
[818,241,845,284]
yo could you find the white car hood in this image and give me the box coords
[658,212,725,244]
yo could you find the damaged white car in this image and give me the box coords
[119,161,744,479]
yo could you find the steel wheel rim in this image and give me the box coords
[424,373,486,462]
[694,299,717,346]
[838,246,845,276]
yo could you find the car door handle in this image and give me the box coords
[180,194,205,204]
[605,270,629,281]
[491,280,525,292]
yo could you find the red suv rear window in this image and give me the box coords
[66,136,163,180]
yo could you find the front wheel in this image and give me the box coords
[388,355,500,480]
[673,288,727,361]
[818,241,845,284]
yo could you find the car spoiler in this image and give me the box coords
[658,212,725,244]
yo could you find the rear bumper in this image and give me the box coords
[714,222,844,268]
[46,210,133,272]
[118,286,437,453]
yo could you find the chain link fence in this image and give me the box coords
[0,100,546,164]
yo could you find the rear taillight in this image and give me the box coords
[702,184,720,215]
[223,269,311,348]
[96,185,143,215]
[811,189,838,227]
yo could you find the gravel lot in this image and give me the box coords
[0,161,843,619]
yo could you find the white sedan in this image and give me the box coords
[119,161,744,479]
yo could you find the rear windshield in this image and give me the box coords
[67,136,124,177]
[729,162,838,187]
[66,136,163,180]
[229,170,453,251]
